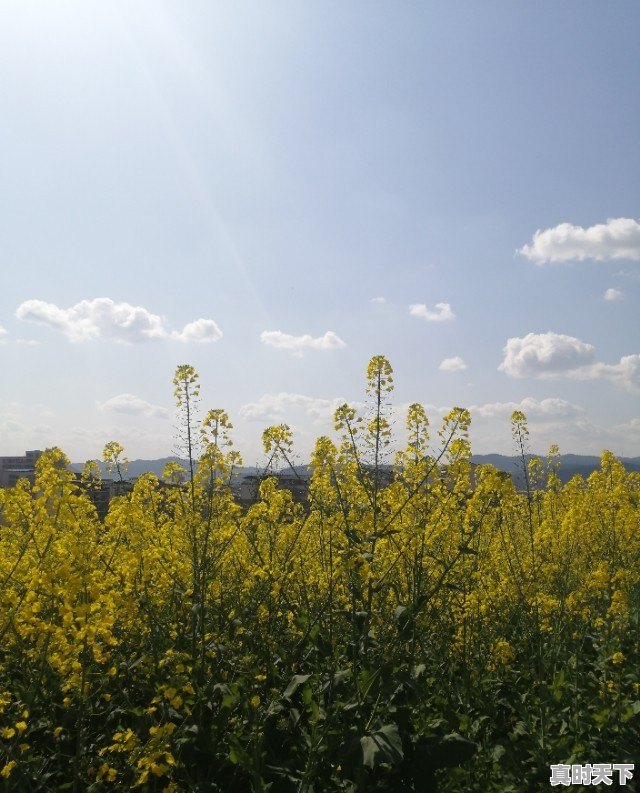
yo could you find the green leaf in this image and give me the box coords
[394,605,409,625]
[511,720,528,737]
[412,663,426,679]
[593,708,610,725]
[283,674,312,700]
[360,723,404,769]
[266,700,285,717]
[417,733,477,769]
[221,691,237,710]
[333,669,350,687]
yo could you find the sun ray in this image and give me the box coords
[112,1,271,324]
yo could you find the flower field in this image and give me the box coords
[0,359,638,791]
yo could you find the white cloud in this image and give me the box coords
[260,330,346,351]
[98,393,170,419]
[16,298,165,342]
[239,392,348,423]
[409,302,455,322]
[499,331,640,392]
[615,269,640,281]
[472,397,583,420]
[0,410,55,450]
[518,217,640,264]
[15,298,222,344]
[499,332,596,378]
[439,356,467,372]
[0,328,39,346]
[171,318,222,343]
[0,418,54,439]
[469,403,640,456]
[0,401,53,419]
[582,355,640,392]
[603,287,623,302]
[370,297,386,304]
[65,425,169,460]
[613,417,640,437]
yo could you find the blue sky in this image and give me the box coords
[1,1,639,463]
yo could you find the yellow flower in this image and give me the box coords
[1,761,17,778]
[250,695,261,708]
[1,727,15,739]
[15,721,27,733]
[612,652,625,665]
[53,727,64,738]
[492,639,516,666]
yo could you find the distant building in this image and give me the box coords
[232,466,396,510]
[234,473,311,509]
[74,476,136,520]
[0,450,43,487]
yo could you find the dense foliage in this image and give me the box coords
[0,358,638,791]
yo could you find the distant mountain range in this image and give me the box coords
[68,457,307,481]
[470,454,640,484]
[70,454,640,485]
